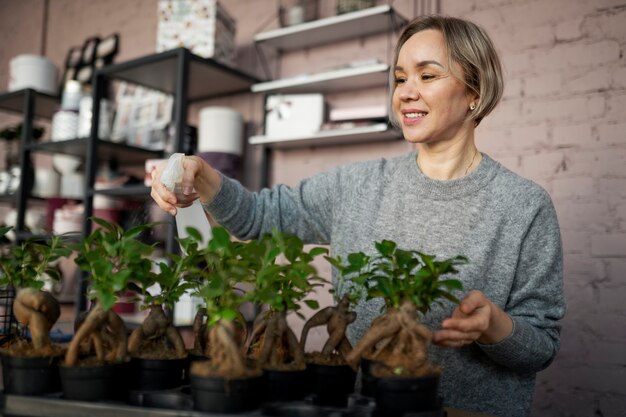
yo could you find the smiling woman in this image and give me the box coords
[150,15,565,417]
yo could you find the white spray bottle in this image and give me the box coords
[160,153,212,249]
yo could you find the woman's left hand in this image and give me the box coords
[431,290,513,347]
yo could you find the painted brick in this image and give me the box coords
[555,17,584,41]
[561,231,589,254]
[582,7,626,41]
[597,285,626,317]
[606,93,626,122]
[508,124,550,151]
[523,73,563,98]
[500,50,535,77]
[502,76,523,100]
[563,67,612,94]
[597,122,626,147]
[606,259,626,281]
[552,177,596,198]
[612,66,626,89]
[522,95,606,124]
[598,395,626,417]
[591,148,626,178]
[532,40,621,72]
[556,202,610,233]
[591,233,626,256]
[521,151,568,179]
[552,123,594,148]
[580,313,626,344]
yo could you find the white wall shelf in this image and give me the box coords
[254,5,407,51]
[251,62,389,94]
[249,123,401,149]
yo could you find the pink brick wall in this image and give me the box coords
[1,1,625,415]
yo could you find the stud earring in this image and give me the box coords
[469,103,476,111]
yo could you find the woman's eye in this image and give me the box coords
[394,77,406,84]
[421,74,435,80]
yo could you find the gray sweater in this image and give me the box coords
[204,151,565,417]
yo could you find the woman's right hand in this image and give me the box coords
[150,155,222,216]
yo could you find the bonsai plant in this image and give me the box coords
[0,225,71,395]
[243,230,328,402]
[187,226,263,413]
[125,229,205,391]
[61,218,155,401]
[342,239,466,415]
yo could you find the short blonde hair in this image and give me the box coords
[389,15,503,127]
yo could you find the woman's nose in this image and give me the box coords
[398,81,419,101]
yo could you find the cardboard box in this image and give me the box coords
[265,94,325,138]
[157,0,236,66]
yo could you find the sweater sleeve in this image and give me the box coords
[477,192,566,373]
[202,170,340,244]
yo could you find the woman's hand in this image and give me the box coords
[150,155,222,216]
[432,290,513,347]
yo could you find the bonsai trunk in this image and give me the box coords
[300,295,356,362]
[13,288,60,351]
[346,299,435,377]
[65,302,127,366]
[128,304,186,359]
[245,310,304,370]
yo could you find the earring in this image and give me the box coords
[469,103,476,111]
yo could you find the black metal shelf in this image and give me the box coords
[0,89,59,119]
[97,48,260,101]
[28,138,163,165]
[91,184,152,200]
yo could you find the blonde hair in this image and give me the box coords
[389,15,503,127]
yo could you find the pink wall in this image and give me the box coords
[1,1,625,415]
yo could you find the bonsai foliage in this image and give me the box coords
[342,240,467,377]
[244,230,328,370]
[190,226,259,379]
[65,218,155,366]
[126,230,204,360]
[0,226,71,351]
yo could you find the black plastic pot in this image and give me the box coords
[374,374,440,417]
[264,368,308,402]
[190,373,263,413]
[308,363,356,407]
[1,353,61,395]
[360,358,378,398]
[130,357,187,391]
[59,362,126,401]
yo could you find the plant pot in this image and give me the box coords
[374,374,440,417]
[1,352,61,395]
[307,363,356,407]
[130,357,186,391]
[190,373,263,413]
[59,361,126,401]
[183,352,208,385]
[264,368,308,402]
[360,358,378,398]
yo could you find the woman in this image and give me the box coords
[151,15,565,417]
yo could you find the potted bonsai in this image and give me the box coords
[187,226,263,413]
[243,230,328,403]
[298,252,369,407]
[125,230,204,392]
[61,218,155,401]
[0,225,71,395]
[343,239,466,416]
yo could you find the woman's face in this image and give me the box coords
[392,29,475,146]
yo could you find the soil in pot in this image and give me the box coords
[1,347,63,395]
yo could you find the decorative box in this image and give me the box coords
[156,0,237,66]
[265,94,325,139]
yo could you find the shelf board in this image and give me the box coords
[97,48,260,101]
[251,62,389,94]
[28,138,163,164]
[91,184,152,200]
[0,89,59,119]
[254,5,407,51]
[249,123,402,149]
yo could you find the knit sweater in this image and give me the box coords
[204,151,565,417]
